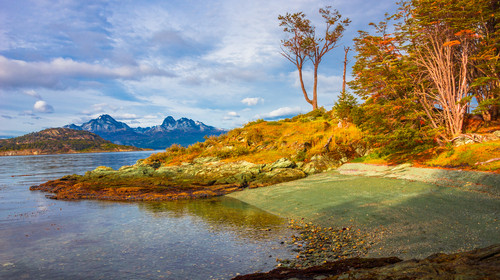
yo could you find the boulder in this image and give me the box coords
[453,135,475,147]
[301,155,341,175]
[265,157,296,170]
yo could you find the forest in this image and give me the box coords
[342,0,499,157]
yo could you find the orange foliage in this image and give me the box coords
[443,40,461,47]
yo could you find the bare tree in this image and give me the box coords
[279,6,350,110]
[412,22,473,139]
[341,46,350,98]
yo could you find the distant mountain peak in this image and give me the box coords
[63,114,227,149]
[97,114,114,121]
[161,116,176,127]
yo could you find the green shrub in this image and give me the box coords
[333,91,358,121]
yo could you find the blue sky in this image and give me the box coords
[0,0,397,136]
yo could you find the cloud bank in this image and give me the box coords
[0,56,173,89]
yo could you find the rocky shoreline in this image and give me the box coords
[30,156,339,201]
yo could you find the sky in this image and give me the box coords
[0,0,397,137]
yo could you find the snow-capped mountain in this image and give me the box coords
[66,114,135,133]
[64,115,226,149]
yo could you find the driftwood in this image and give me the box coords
[475,158,500,166]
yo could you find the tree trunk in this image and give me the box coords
[342,47,350,97]
[312,63,319,110]
[298,66,314,107]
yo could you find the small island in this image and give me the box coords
[0,128,146,156]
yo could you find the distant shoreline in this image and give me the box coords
[0,148,152,157]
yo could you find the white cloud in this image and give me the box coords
[81,103,120,115]
[33,100,54,113]
[288,69,343,94]
[114,113,138,120]
[287,69,346,107]
[241,97,263,106]
[144,114,160,119]
[23,89,42,99]
[228,111,239,117]
[256,106,303,119]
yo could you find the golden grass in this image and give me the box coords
[425,140,500,172]
[142,110,367,166]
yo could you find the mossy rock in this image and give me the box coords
[254,168,306,185]
[265,157,296,171]
[214,171,256,185]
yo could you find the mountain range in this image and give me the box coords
[64,115,226,149]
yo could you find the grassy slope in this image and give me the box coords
[425,140,500,171]
[142,110,366,167]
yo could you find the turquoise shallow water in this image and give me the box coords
[0,152,294,280]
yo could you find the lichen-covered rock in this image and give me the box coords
[254,168,306,185]
[301,155,341,175]
[265,157,296,170]
[453,135,476,146]
[193,156,220,164]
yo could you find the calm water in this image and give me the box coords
[0,151,294,279]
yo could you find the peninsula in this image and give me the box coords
[0,128,145,156]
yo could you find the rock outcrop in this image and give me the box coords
[30,156,326,201]
[233,244,500,280]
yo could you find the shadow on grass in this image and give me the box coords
[229,172,500,259]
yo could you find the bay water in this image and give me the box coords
[0,151,294,279]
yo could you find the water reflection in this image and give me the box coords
[137,197,289,240]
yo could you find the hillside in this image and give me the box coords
[0,128,145,156]
[143,110,366,166]
[65,114,226,149]
[142,110,500,172]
